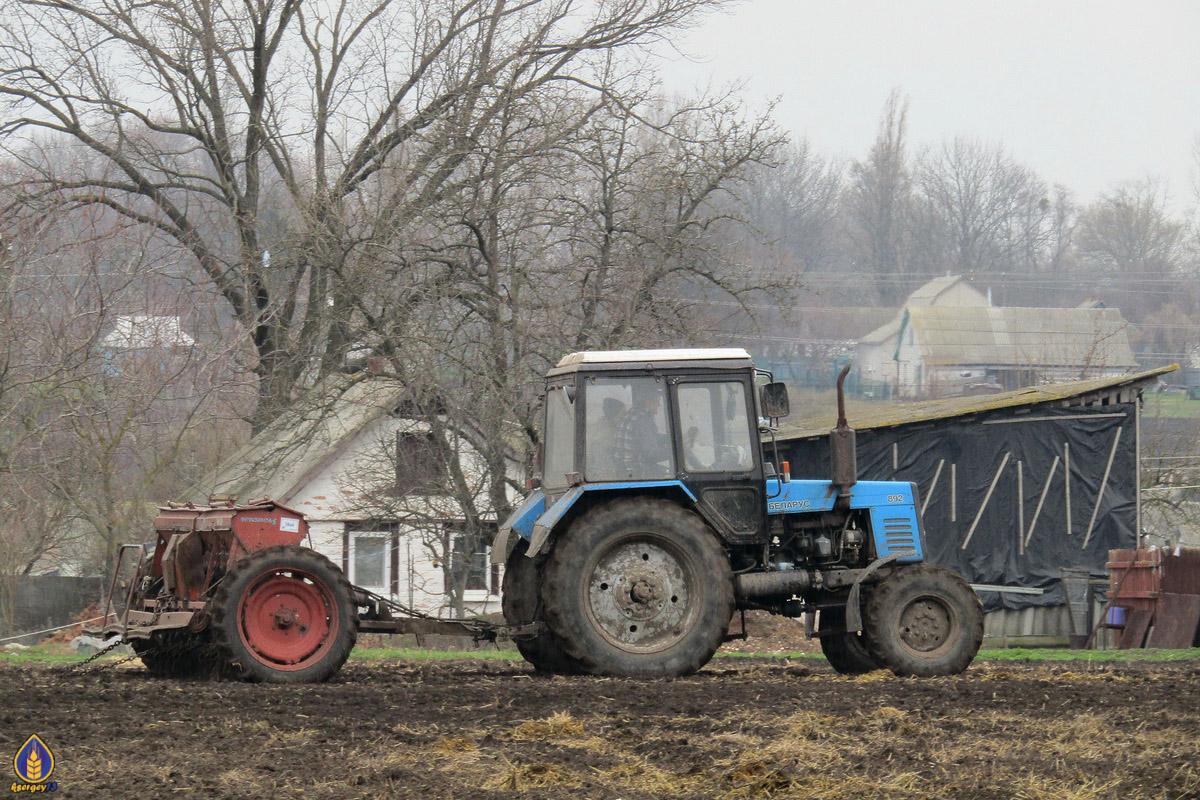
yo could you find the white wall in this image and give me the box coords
[894,322,922,399]
[857,339,897,396]
[289,414,503,616]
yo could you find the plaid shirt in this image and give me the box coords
[614,408,669,477]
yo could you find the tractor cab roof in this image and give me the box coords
[548,348,754,377]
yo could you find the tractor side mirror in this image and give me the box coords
[760,382,790,419]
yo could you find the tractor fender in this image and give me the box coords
[843,549,917,633]
[509,481,701,559]
[492,489,547,566]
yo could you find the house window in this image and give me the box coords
[396,431,449,495]
[345,522,398,593]
[445,522,499,595]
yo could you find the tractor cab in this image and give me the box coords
[538,348,785,543]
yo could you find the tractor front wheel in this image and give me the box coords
[541,498,734,678]
[862,563,983,677]
[212,545,357,683]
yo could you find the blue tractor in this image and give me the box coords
[494,348,983,678]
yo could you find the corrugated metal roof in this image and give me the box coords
[776,365,1176,440]
[860,276,978,345]
[193,375,406,504]
[862,315,902,345]
[907,274,964,303]
[906,306,1136,368]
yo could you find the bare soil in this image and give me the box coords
[3,656,1198,800]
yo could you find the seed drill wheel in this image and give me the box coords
[542,497,734,678]
[212,545,357,683]
[502,541,581,674]
[862,563,983,677]
[133,631,222,678]
[818,605,880,675]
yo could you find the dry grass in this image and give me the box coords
[485,761,587,791]
[1014,776,1125,800]
[430,736,477,754]
[509,710,586,740]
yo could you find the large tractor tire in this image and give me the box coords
[541,497,734,678]
[211,545,358,683]
[818,605,880,675]
[502,542,581,674]
[862,563,983,677]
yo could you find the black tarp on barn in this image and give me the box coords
[774,368,1172,611]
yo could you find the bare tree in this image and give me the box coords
[914,137,1051,281]
[1078,180,1185,278]
[738,139,845,279]
[331,85,784,614]
[0,174,248,588]
[0,0,730,429]
[846,89,912,304]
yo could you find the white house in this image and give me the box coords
[858,276,989,396]
[859,276,1137,399]
[891,305,1137,397]
[193,375,511,616]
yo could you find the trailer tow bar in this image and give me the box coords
[354,588,546,643]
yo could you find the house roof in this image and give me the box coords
[903,306,1137,368]
[862,315,903,345]
[775,365,1175,441]
[194,375,405,505]
[102,315,195,349]
[795,307,896,341]
[907,274,966,304]
[861,275,977,345]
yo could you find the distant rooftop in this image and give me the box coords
[861,275,985,345]
[906,274,968,305]
[101,315,195,349]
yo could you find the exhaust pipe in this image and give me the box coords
[830,365,857,508]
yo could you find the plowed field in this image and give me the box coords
[4,657,1198,799]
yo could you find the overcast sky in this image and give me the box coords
[658,0,1200,206]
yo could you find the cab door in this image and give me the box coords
[670,376,766,544]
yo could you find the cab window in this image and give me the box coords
[543,384,576,488]
[584,377,673,481]
[676,381,754,473]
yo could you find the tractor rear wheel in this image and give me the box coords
[818,605,880,675]
[212,545,357,683]
[541,498,734,678]
[862,563,983,677]
[502,542,581,674]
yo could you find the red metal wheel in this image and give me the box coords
[213,545,357,683]
[237,568,339,671]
